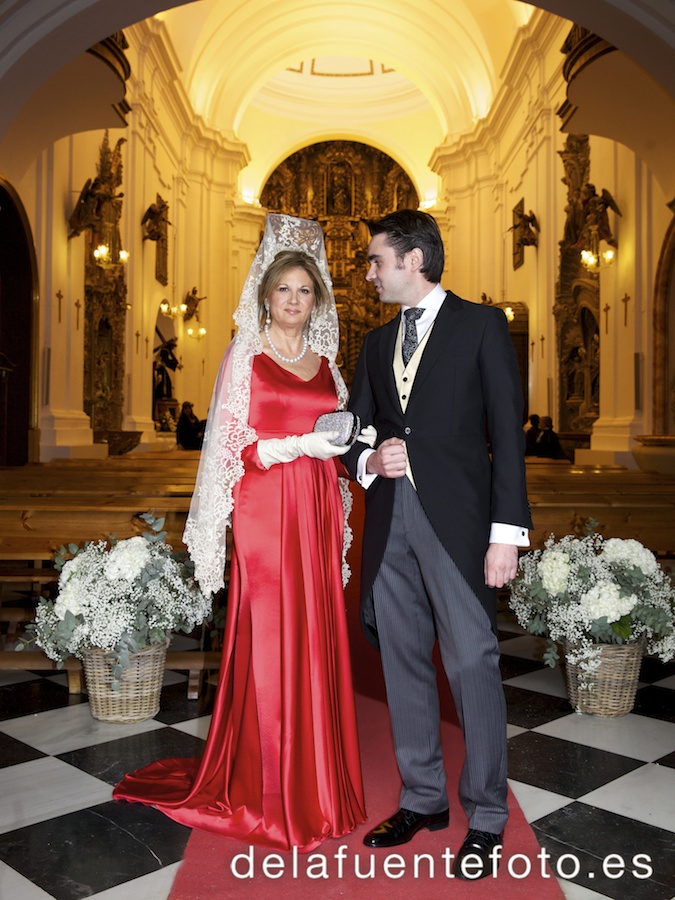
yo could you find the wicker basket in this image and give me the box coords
[83,639,169,723]
[564,639,645,716]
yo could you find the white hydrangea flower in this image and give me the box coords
[52,582,83,620]
[580,581,637,623]
[538,548,570,596]
[601,538,658,576]
[104,536,151,582]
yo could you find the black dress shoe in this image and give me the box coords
[363,807,449,848]
[453,829,503,880]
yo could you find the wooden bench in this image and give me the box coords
[3,454,675,700]
[525,461,675,552]
[0,454,222,697]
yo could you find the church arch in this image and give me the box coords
[0,177,39,464]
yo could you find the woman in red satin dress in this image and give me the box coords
[114,215,366,852]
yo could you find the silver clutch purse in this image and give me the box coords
[314,411,361,446]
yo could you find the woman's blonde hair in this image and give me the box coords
[257,250,330,328]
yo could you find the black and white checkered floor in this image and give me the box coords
[0,614,674,900]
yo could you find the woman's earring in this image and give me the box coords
[264,304,271,326]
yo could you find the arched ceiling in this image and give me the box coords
[155,0,534,202]
[0,0,674,199]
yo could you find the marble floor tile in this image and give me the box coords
[0,860,54,900]
[88,861,181,898]
[504,664,569,698]
[153,679,216,725]
[57,726,207,786]
[2,617,672,900]
[0,757,112,833]
[504,684,573,729]
[0,678,87,722]
[558,878,633,899]
[533,803,675,900]
[498,633,551,662]
[0,731,46,768]
[639,657,675,684]
[499,652,547,681]
[656,749,675,768]
[0,702,167,755]
[534,711,675,762]
[0,800,190,900]
[506,722,527,739]
[0,670,40,687]
[579,763,675,833]
[634,686,675,723]
[507,731,644,797]
[171,714,212,740]
[507,778,574,823]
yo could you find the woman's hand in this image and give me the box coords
[357,425,377,447]
[257,432,349,468]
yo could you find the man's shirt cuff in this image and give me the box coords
[490,522,530,547]
[356,448,378,489]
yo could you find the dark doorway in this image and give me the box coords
[0,180,37,466]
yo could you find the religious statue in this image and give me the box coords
[513,209,540,247]
[577,184,622,249]
[142,194,171,285]
[183,287,206,323]
[153,334,182,401]
[141,196,171,241]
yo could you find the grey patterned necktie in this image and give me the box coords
[402,307,424,367]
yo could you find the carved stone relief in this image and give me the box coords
[554,134,600,433]
[70,132,128,438]
[260,140,419,386]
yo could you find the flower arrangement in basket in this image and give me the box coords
[508,521,675,707]
[17,511,211,693]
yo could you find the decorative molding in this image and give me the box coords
[260,140,418,386]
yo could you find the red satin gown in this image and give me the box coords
[113,354,366,851]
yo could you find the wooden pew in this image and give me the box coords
[2,454,675,699]
[0,454,216,696]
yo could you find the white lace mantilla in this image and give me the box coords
[183,214,352,596]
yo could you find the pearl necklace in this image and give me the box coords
[264,324,308,363]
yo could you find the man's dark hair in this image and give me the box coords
[367,210,445,283]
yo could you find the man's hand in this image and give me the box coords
[365,437,407,479]
[484,542,519,588]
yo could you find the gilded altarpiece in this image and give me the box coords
[70,133,128,437]
[260,141,419,385]
[554,135,601,433]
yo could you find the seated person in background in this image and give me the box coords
[176,401,203,450]
[534,415,566,459]
[524,414,540,456]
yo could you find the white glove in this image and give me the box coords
[257,431,349,469]
[357,425,377,447]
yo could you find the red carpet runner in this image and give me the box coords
[169,488,564,899]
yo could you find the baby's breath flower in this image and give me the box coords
[22,519,212,674]
[509,530,675,696]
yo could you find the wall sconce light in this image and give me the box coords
[160,299,188,319]
[504,306,515,322]
[186,325,207,340]
[580,225,615,273]
[93,243,129,268]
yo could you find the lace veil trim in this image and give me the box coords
[183,214,352,595]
